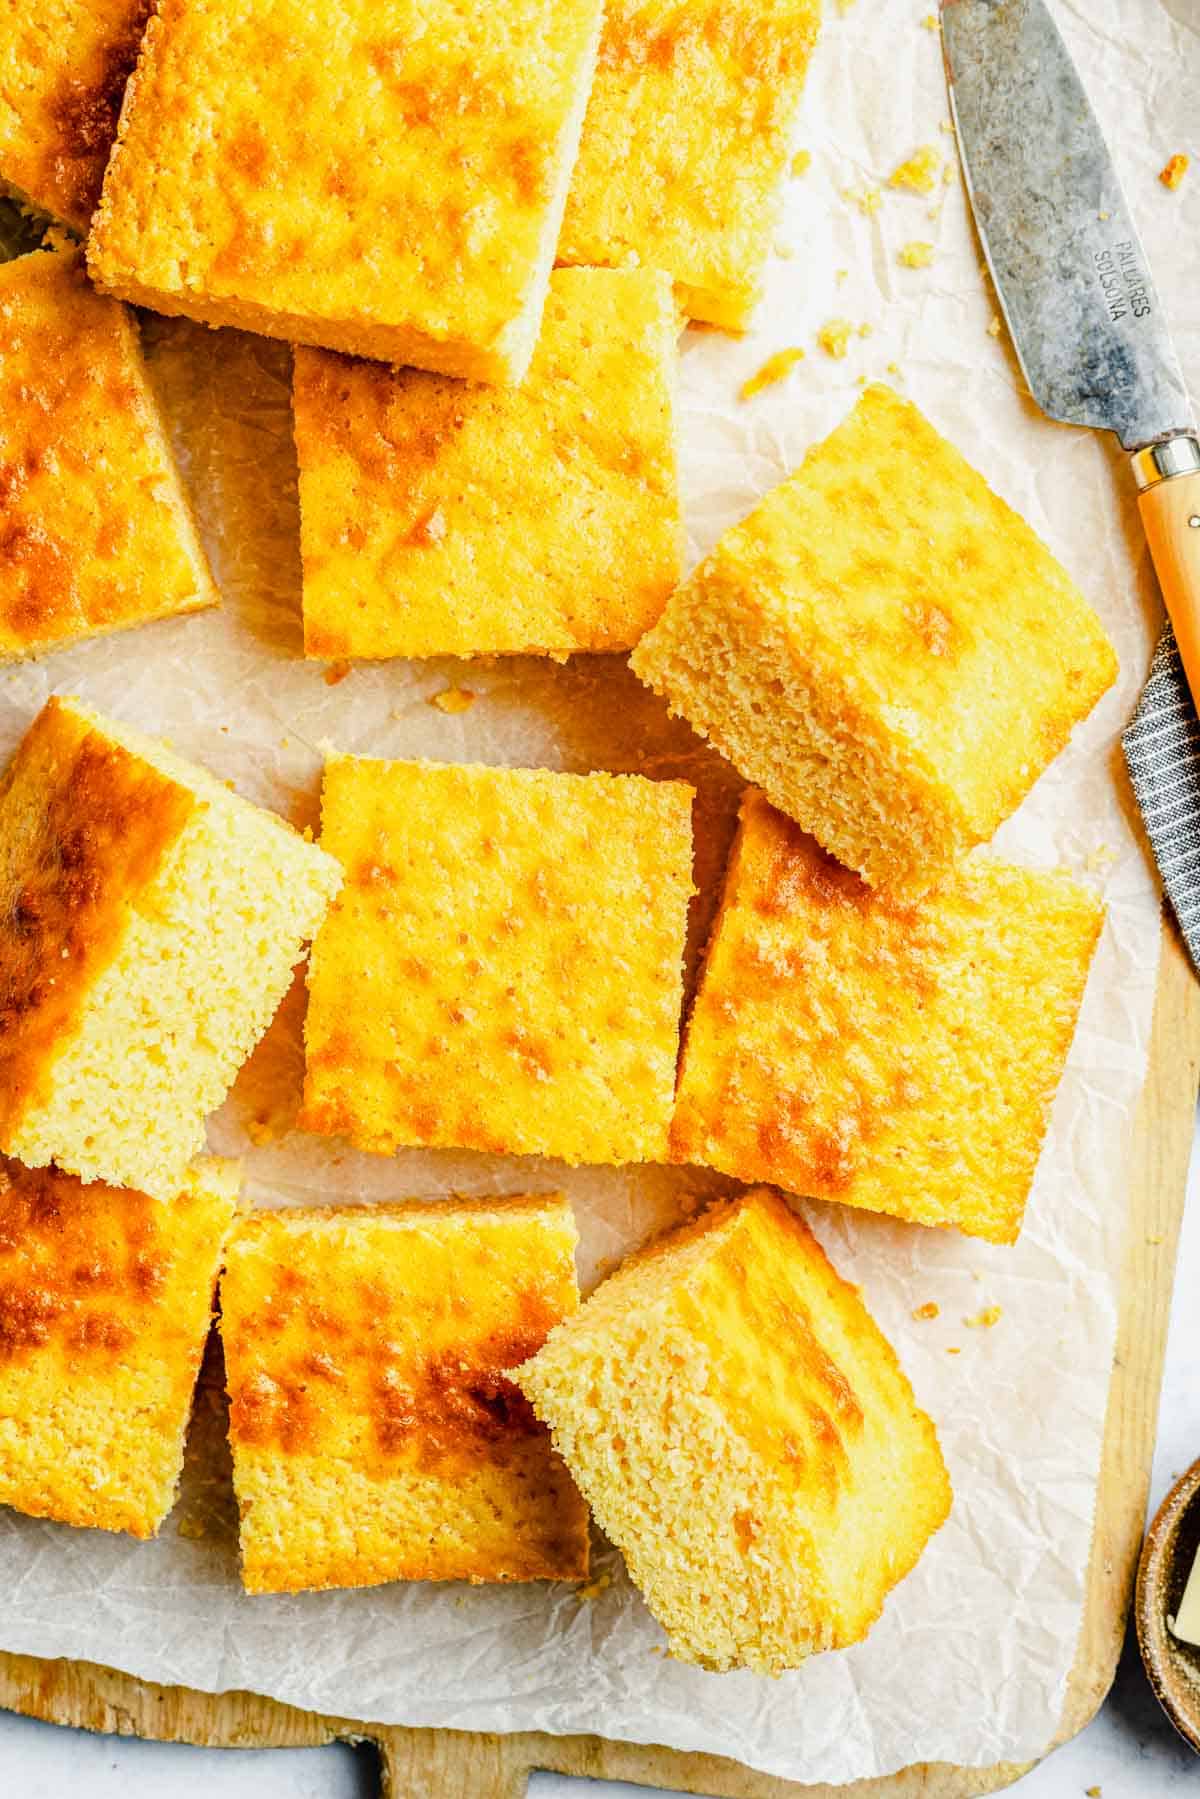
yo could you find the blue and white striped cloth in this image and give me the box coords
[1123,626,1200,968]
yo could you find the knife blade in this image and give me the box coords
[941,0,1200,705]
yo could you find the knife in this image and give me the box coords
[940,0,1200,705]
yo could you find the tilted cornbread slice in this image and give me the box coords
[0,1155,237,1535]
[672,792,1103,1244]
[518,1187,951,1674]
[219,1193,589,1592]
[558,0,820,328]
[295,267,682,661]
[0,0,151,232]
[301,755,694,1165]
[631,386,1118,895]
[88,0,605,382]
[0,697,342,1200]
[0,242,215,662]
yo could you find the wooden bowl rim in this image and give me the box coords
[1136,1454,1200,1752]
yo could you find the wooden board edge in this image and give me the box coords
[0,918,1194,1799]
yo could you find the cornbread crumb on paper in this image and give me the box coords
[176,1515,207,1540]
[817,318,855,358]
[964,1306,1002,1330]
[1084,843,1116,873]
[843,183,882,216]
[899,241,935,268]
[921,11,938,27]
[740,347,806,400]
[1160,154,1189,190]
[988,315,1003,337]
[576,1569,613,1602]
[323,661,352,687]
[946,1346,962,1356]
[429,688,476,715]
[913,1302,940,1321]
[890,146,942,193]
[791,150,812,177]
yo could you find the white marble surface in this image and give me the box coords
[3,1109,1200,1799]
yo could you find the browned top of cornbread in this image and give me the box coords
[88,0,604,373]
[220,1193,589,1588]
[672,791,1103,1243]
[0,696,195,1134]
[0,243,215,660]
[558,0,820,326]
[0,1154,238,1535]
[0,0,152,231]
[294,266,681,659]
[302,755,694,1165]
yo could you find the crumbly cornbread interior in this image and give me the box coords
[294,266,682,660]
[518,1187,951,1674]
[631,385,1118,894]
[558,0,821,327]
[219,1192,589,1593]
[87,0,605,381]
[0,1154,237,1536]
[0,0,151,231]
[672,791,1104,1244]
[0,241,215,662]
[302,755,694,1166]
[0,697,341,1200]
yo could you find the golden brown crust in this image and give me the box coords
[0,0,153,231]
[302,757,694,1165]
[0,1154,237,1536]
[0,697,194,1135]
[0,244,216,660]
[87,0,604,377]
[559,0,820,326]
[671,791,1104,1242]
[220,1194,590,1590]
[294,267,682,659]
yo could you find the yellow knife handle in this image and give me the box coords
[1135,437,1200,706]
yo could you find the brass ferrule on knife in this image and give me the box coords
[1131,436,1200,492]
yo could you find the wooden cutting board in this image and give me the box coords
[0,919,1196,1799]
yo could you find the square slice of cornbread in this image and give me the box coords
[0,1155,237,1536]
[0,0,151,232]
[301,756,694,1165]
[558,0,820,328]
[0,242,215,662]
[219,1193,589,1592]
[0,696,342,1200]
[88,0,605,382]
[673,791,1103,1244]
[295,267,682,661]
[518,1187,951,1674]
[631,386,1119,895]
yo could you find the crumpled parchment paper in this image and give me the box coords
[0,0,1197,1783]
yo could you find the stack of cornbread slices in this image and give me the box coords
[0,0,1122,1682]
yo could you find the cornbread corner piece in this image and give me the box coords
[0,696,342,1200]
[87,0,606,382]
[219,1192,589,1593]
[0,241,216,662]
[0,1155,238,1536]
[0,0,152,232]
[673,792,1104,1245]
[301,755,694,1165]
[294,266,682,661]
[518,1187,952,1674]
[631,384,1119,896]
[557,0,821,329]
